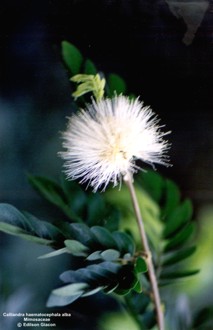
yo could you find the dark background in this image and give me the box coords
[0,1,213,329]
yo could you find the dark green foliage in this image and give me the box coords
[138,171,198,286]
[0,199,145,307]
[45,226,142,306]
[0,166,201,329]
[114,169,200,328]
[47,261,140,307]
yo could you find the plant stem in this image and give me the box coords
[124,173,164,330]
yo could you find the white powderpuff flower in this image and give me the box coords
[60,95,171,192]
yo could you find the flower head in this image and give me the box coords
[60,95,170,192]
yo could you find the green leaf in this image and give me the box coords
[162,246,197,266]
[24,212,63,241]
[38,248,69,259]
[0,222,53,245]
[28,175,81,221]
[114,265,137,295]
[52,282,89,297]
[65,239,89,257]
[0,204,62,246]
[87,194,106,226]
[160,269,200,280]
[104,283,120,294]
[133,280,143,293]
[87,262,121,282]
[84,59,97,74]
[86,250,102,261]
[162,179,181,217]
[69,223,96,248]
[82,286,105,297]
[47,282,88,307]
[47,292,82,307]
[137,170,164,203]
[135,257,147,273]
[60,269,91,284]
[59,262,120,293]
[61,41,83,75]
[165,223,195,251]
[107,73,127,96]
[91,226,117,249]
[112,231,135,255]
[104,208,120,232]
[60,176,87,217]
[163,199,193,238]
[100,249,120,261]
[18,235,52,244]
[0,203,26,227]
[52,261,140,307]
